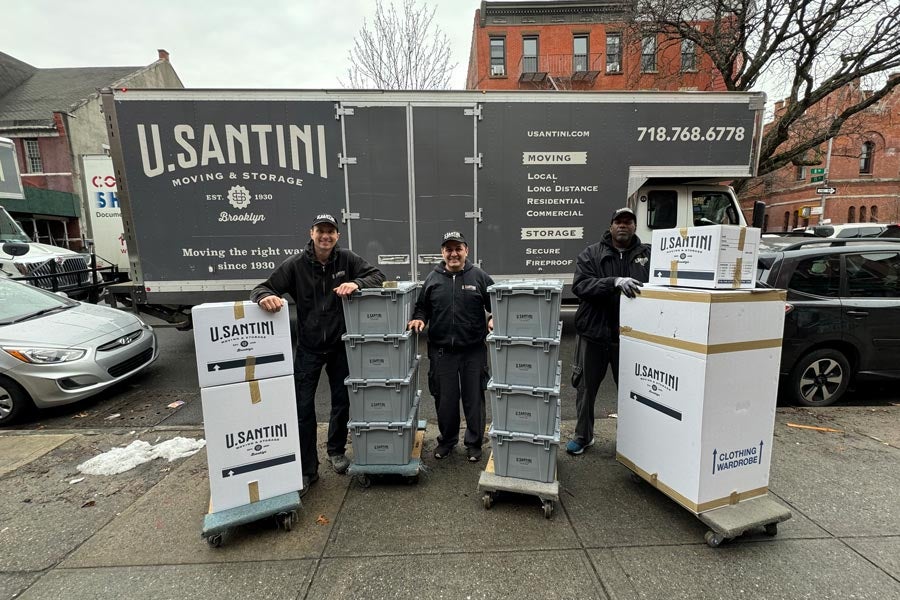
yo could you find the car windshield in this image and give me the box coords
[0,278,75,324]
[0,209,31,243]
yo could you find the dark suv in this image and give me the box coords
[757,238,900,406]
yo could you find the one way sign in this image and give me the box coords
[816,186,837,195]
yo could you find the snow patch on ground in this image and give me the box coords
[77,437,206,476]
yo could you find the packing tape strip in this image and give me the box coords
[738,227,747,251]
[245,355,256,381]
[233,301,245,320]
[249,380,261,404]
[679,227,688,239]
[248,481,260,503]
[732,257,743,289]
[669,260,678,286]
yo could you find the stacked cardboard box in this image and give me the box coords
[617,225,786,514]
[485,280,563,483]
[192,301,302,513]
[342,282,421,466]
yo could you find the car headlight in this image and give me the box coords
[2,347,87,364]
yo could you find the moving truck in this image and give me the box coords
[101,89,765,324]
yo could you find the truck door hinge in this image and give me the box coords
[341,209,360,222]
[338,154,357,168]
[464,105,483,120]
[335,105,355,119]
[465,153,483,168]
[465,208,483,222]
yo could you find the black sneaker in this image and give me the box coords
[466,447,482,462]
[299,472,319,498]
[434,444,454,459]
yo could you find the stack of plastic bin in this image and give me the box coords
[341,282,421,468]
[485,280,563,483]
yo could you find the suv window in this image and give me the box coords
[836,226,884,238]
[788,255,841,297]
[846,252,900,297]
[692,191,739,226]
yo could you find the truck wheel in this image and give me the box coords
[788,349,850,407]
[0,376,33,427]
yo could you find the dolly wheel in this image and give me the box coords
[357,474,372,489]
[764,523,778,537]
[482,493,493,510]
[543,500,554,519]
[206,533,223,548]
[277,511,294,532]
[704,530,726,548]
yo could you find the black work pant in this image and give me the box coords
[294,344,350,476]
[429,343,488,450]
[573,335,619,445]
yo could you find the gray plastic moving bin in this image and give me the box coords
[487,321,562,387]
[341,282,420,335]
[343,330,417,380]
[488,362,561,435]
[489,409,560,483]
[346,358,419,422]
[488,279,563,339]
[349,394,420,465]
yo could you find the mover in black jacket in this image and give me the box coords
[251,214,384,493]
[567,207,651,456]
[409,231,494,462]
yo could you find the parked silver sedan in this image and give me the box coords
[0,277,158,425]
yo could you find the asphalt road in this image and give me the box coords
[7,308,899,432]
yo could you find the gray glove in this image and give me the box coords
[615,277,643,298]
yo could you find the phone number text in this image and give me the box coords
[637,126,746,142]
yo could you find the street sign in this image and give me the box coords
[816,187,837,195]
[811,168,826,174]
[811,175,824,182]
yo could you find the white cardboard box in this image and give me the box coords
[192,301,293,388]
[620,286,786,348]
[201,375,302,512]
[616,288,786,514]
[649,225,761,289]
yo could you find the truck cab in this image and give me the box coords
[0,206,92,295]
[632,183,745,241]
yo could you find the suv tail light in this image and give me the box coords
[785,303,794,314]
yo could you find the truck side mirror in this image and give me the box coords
[1,242,30,257]
[751,201,766,228]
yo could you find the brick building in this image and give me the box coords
[740,78,900,232]
[0,49,182,248]
[466,0,725,91]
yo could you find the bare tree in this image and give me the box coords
[343,0,457,90]
[631,0,900,186]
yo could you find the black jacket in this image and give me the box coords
[412,260,494,350]
[572,231,650,343]
[250,240,384,352]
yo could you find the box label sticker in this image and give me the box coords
[712,441,764,474]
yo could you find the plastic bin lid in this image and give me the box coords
[487,362,562,393]
[345,357,419,386]
[354,281,419,295]
[489,414,561,443]
[348,392,421,429]
[486,320,563,344]
[488,279,564,292]
[342,329,415,342]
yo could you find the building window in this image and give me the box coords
[860,141,874,174]
[783,211,790,231]
[641,35,657,72]
[848,206,856,223]
[859,206,867,222]
[680,38,697,71]
[573,35,589,72]
[522,36,539,73]
[606,33,621,73]
[871,205,878,222]
[24,139,43,173]
[795,165,806,181]
[489,37,506,77]
[792,210,799,229]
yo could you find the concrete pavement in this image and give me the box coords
[1,404,899,600]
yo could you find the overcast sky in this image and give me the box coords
[4,0,484,89]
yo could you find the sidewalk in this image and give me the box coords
[1,406,899,600]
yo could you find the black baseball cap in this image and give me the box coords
[441,230,467,246]
[610,207,637,223]
[311,213,339,230]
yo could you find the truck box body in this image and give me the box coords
[101,90,765,308]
